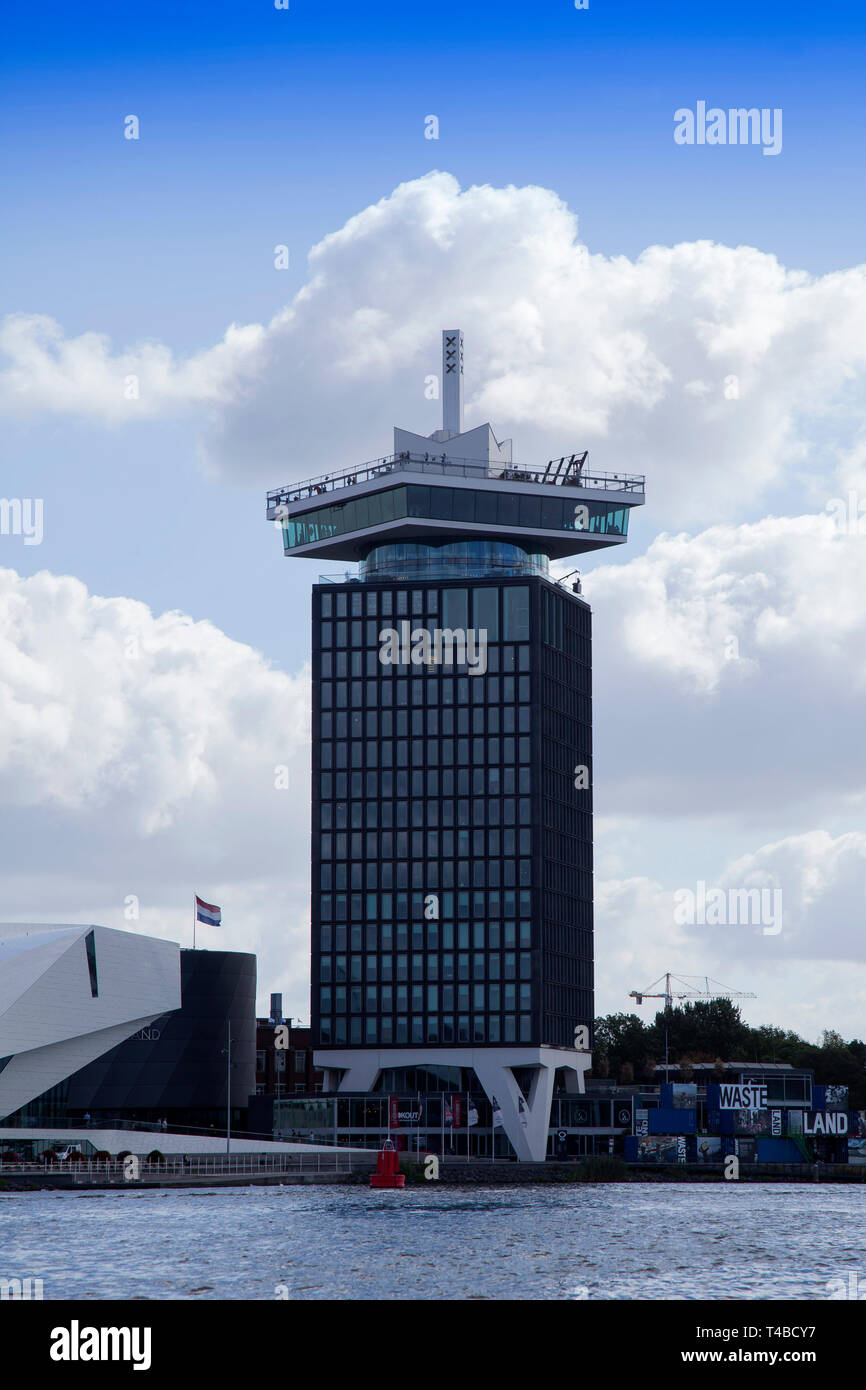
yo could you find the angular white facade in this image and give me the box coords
[0,923,181,1120]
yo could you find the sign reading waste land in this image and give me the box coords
[803,1111,848,1136]
[718,1084,767,1110]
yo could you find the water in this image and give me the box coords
[1,1183,864,1300]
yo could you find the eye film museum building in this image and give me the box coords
[266,332,645,1160]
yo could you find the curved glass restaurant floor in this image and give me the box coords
[359,541,549,581]
[282,483,629,549]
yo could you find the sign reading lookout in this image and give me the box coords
[378,620,488,675]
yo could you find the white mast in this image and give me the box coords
[442,329,464,436]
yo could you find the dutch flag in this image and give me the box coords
[195,895,221,927]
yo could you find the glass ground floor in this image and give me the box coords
[268,1089,848,1163]
[270,1092,629,1159]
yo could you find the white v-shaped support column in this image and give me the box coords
[472,1053,590,1162]
[471,1057,553,1162]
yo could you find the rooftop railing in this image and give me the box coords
[267,451,645,511]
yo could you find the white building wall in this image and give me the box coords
[0,924,181,1120]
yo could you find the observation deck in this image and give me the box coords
[266,330,645,568]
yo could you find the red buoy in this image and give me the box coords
[370,1139,405,1188]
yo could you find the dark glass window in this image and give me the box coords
[519,495,541,528]
[503,586,530,641]
[451,490,474,523]
[473,587,499,640]
[442,588,468,629]
[84,930,98,997]
[294,489,627,550]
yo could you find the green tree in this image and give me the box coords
[593,1013,649,1071]
[651,999,747,1062]
[595,1006,866,1100]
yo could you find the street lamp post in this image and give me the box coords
[224,1021,233,1157]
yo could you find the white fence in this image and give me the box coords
[0,1150,376,1179]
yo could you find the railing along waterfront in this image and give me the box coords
[0,1151,376,1179]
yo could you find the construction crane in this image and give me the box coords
[629,973,757,1010]
[628,974,757,1081]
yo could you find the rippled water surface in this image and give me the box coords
[2,1183,865,1300]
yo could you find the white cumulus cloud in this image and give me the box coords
[0,567,311,1016]
[2,173,866,525]
[594,828,866,1037]
[585,510,866,821]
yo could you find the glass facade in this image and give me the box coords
[311,576,594,1053]
[283,484,629,550]
[84,929,99,997]
[360,540,549,582]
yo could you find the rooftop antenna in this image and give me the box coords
[442,329,464,437]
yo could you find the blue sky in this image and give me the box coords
[2,1,866,1028]
[3,0,865,659]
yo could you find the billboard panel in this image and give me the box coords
[635,1136,680,1163]
[735,1108,772,1135]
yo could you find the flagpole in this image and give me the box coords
[193,894,196,951]
[226,1019,232,1157]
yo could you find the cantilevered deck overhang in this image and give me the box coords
[266,452,645,563]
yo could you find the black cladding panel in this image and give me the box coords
[310,576,593,1052]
